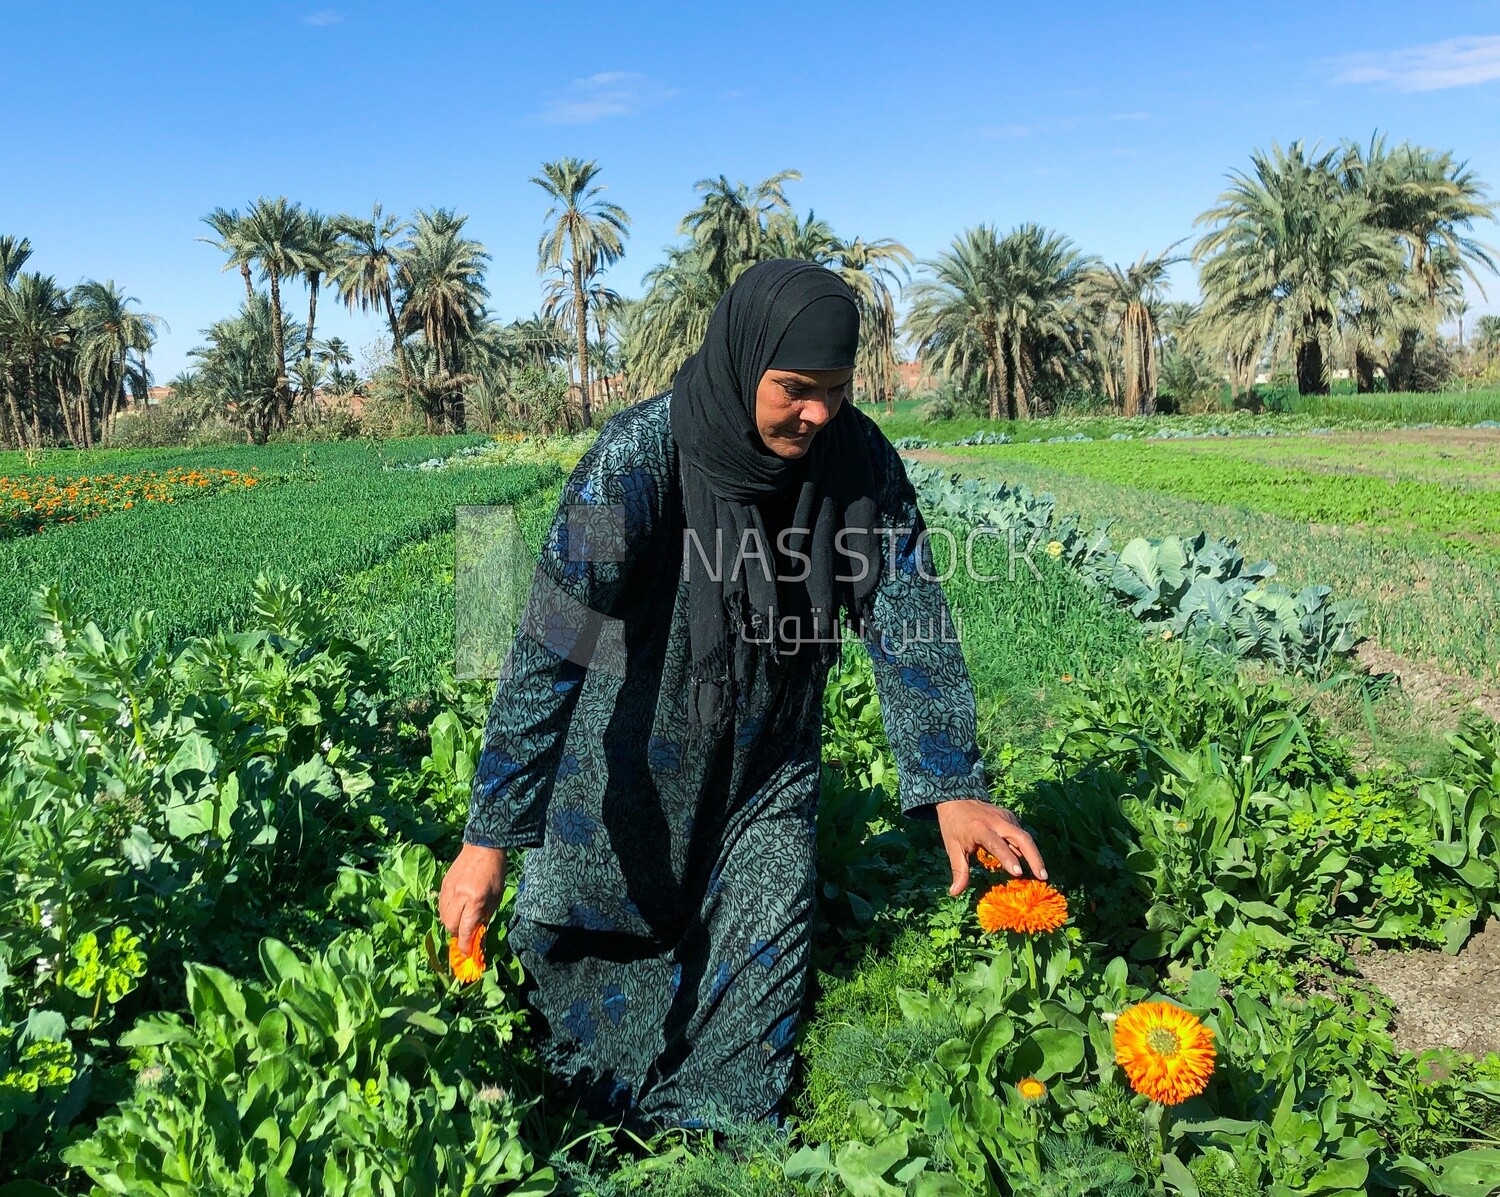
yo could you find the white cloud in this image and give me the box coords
[1330,35,1500,92]
[302,10,342,26]
[534,72,676,124]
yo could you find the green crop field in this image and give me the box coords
[936,431,1500,554]
[907,427,1500,686]
[0,438,561,653]
[3,426,1499,1195]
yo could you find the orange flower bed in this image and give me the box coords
[0,467,261,537]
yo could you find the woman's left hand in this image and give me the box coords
[935,798,1048,896]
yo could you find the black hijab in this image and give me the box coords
[669,259,880,730]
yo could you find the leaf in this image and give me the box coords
[185,963,248,1027]
[1158,1154,1201,1197]
[259,938,302,987]
[834,1136,911,1197]
[21,1009,68,1043]
[118,1019,197,1048]
[783,1145,835,1183]
[911,1175,971,1197]
[165,731,219,784]
[121,824,157,870]
[1427,1147,1500,1197]
[1301,1156,1368,1194]
[510,1169,558,1197]
[1010,1027,1085,1081]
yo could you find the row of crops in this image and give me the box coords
[1,432,1499,1193]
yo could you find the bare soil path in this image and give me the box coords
[1355,919,1500,1058]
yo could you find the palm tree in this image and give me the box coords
[832,236,914,413]
[1194,141,1401,395]
[768,208,839,263]
[680,170,799,291]
[0,273,72,447]
[907,224,1096,420]
[541,265,623,404]
[1476,314,1500,364]
[1092,245,1183,415]
[198,207,257,304]
[298,210,341,367]
[191,294,303,444]
[333,203,413,406]
[0,236,33,291]
[396,208,490,428]
[239,196,308,420]
[531,158,631,427]
[71,280,162,444]
[1340,136,1496,389]
[628,243,722,396]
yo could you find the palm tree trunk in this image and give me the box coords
[383,293,413,413]
[305,274,320,364]
[1010,336,1031,421]
[267,268,290,425]
[1355,349,1377,394]
[1295,337,1327,396]
[986,330,1004,421]
[104,353,125,437]
[6,387,28,449]
[137,351,152,432]
[77,381,93,449]
[573,260,592,428]
[240,261,255,304]
[56,376,79,448]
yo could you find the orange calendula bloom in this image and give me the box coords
[1016,1076,1048,1102]
[976,847,1003,871]
[448,923,487,983]
[976,879,1069,935]
[1112,1001,1215,1105]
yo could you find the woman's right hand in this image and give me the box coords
[439,843,508,952]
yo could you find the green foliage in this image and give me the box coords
[0,439,559,652]
[1034,650,1499,963]
[941,437,1500,561]
[0,578,442,1174]
[65,845,550,1195]
[908,462,1364,673]
[930,442,1500,685]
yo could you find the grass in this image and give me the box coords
[1281,388,1500,423]
[913,450,1500,685]
[329,482,565,699]
[937,436,1500,557]
[0,433,491,478]
[867,386,1500,444]
[922,517,1150,758]
[0,441,560,653]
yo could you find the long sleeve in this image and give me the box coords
[855,423,989,816]
[464,417,662,849]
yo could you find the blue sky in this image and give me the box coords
[7,0,1500,377]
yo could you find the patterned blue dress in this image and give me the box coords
[464,393,988,1126]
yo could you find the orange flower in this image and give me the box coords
[976,879,1069,935]
[448,923,487,983]
[1016,1076,1048,1102]
[1060,673,1074,684]
[976,847,1003,871]
[1112,1001,1215,1105]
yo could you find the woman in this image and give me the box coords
[439,259,1045,1127]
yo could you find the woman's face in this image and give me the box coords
[754,367,854,459]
